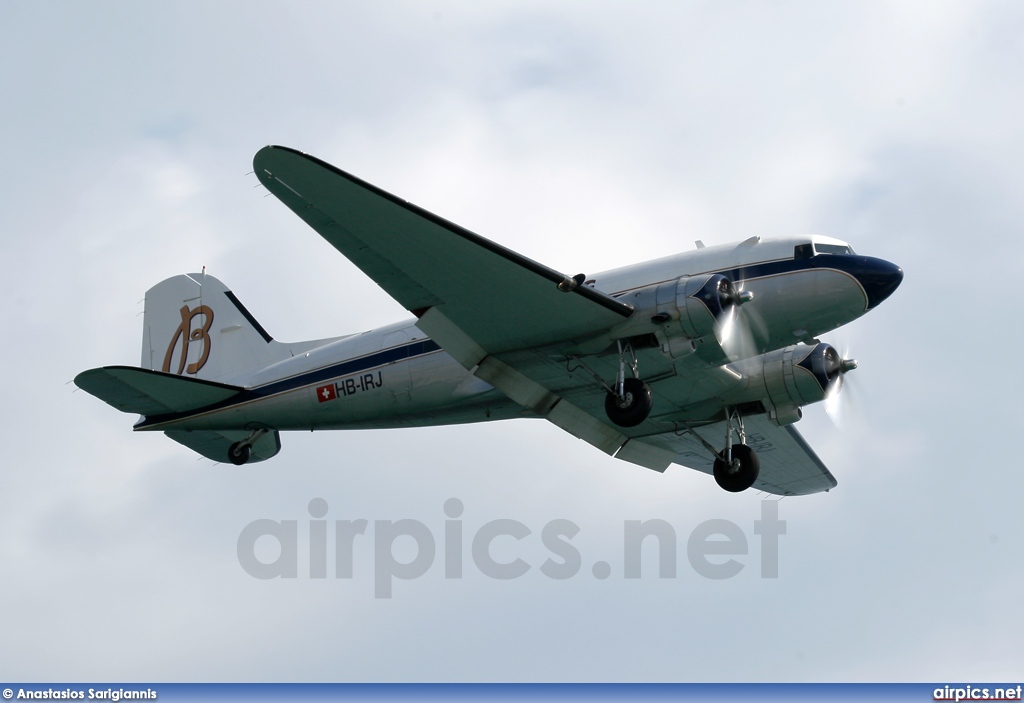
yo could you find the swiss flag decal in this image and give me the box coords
[316,384,337,403]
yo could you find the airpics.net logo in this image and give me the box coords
[237,499,787,598]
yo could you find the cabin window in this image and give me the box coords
[794,244,814,260]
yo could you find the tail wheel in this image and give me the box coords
[605,378,653,427]
[228,441,252,466]
[713,444,760,492]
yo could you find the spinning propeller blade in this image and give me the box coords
[718,279,763,362]
[823,337,859,429]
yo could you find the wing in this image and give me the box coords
[639,416,838,496]
[255,146,649,462]
[254,146,633,353]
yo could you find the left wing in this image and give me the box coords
[254,146,633,353]
[256,146,648,462]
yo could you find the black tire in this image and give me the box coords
[713,443,760,492]
[228,441,251,466]
[605,378,653,427]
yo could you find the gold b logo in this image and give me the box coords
[162,304,214,375]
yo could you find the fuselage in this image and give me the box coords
[135,234,902,435]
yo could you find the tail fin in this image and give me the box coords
[141,273,289,384]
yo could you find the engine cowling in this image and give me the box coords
[603,273,746,360]
[732,342,849,425]
[674,274,740,340]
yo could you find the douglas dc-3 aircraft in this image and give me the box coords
[75,146,903,495]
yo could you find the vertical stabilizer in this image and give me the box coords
[141,273,289,385]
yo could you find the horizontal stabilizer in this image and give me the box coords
[75,365,243,416]
[165,429,281,464]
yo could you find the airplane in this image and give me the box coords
[75,146,903,495]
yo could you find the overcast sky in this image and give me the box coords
[2,0,1023,683]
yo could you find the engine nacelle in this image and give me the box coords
[673,274,736,340]
[731,343,847,425]
[604,273,745,361]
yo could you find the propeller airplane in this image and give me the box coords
[75,146,903,495]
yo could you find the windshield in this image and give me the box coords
[794,243,856,259]
[815,243,855,255]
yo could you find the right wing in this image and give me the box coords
[638,415,838,495]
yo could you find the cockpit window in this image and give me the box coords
[794,243,855,259]
[815,243,854,255]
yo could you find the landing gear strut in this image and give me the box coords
[227,429,268,466]
[604,341,653,427]
[712,411,760,492]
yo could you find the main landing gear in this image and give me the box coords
[714,443,759,492]
[604,341,653,428]
[711,410,760,492]
[605,377,653,427]
[679,410,761,492]
[227,429,268,466]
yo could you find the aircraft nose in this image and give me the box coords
[853,257,903,309]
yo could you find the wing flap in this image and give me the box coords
[254,146,633,354]
[614,438,675,473]
[75,366,243,416]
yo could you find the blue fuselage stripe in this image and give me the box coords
[256,339,441,399]
[137,339,442,428]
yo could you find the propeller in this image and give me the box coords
[822,338,859,429]
[717,278,765,362]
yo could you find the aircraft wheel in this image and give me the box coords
[228,441,251,466]
[713,444,760,492]
[605,378,653,427]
